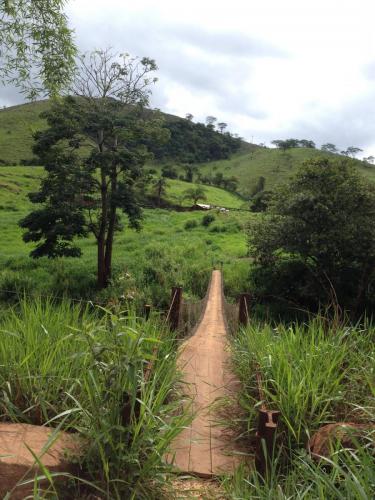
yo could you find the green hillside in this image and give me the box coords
[0,165,244,212]
[165,179,245,208]
[197,147,375,196]
[1,100,374,197]
[0,101,49,164]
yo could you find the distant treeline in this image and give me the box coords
[146,118,242,163]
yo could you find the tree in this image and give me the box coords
[249,190,272,212]
[185,113,194,121]
[161,165,178,179]
[183,164,197,182]
[205,116,217,128]
[250,176,266,197]
[345,146,363,158]
[321,143,338,154]
[271,139,294,151]
[0,0,76,98]
[183,186,207,205]
[20,49,168,288]
[363,156,375,165]
[298,139,315,148]
[152,176,168,207]
[272,138,315,150]
[249,158,375,314]
[217,122,227,133]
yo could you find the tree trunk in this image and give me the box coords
[104,169,117,284]
[97,160,108,289]
[97,234,107,288]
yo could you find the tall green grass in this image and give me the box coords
[0,298,188,498]
[227,319,375,498]
[223,443,375,499]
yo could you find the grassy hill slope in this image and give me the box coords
[0,101,50,164]
[1,100,374,197]
[198,147,375,196]
[165,179,245,208]
[0,165,244,211]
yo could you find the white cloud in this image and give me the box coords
[2,0,375,156]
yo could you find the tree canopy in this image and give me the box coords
[0,0,76,98]
[249,158,375,315]
[271,138,316,150]
[183,186,207,205]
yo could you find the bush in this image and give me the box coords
[210,224,227,233]
[249,158,375,315]
[184,219,198,230]
[161,165,178,179]
[201,214,215,226]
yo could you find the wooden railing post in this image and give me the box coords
[144,304,151,320]
[168,286,182,330]
[255,409,280,478]
[238,293,251,326]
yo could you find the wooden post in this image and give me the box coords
[144,304,151,320]
[238,293,251,326]
[255,409,280,478]
[168,286,182,330]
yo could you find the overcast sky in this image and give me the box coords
[2,0,375,155]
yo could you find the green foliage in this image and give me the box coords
[249,190,272,212]
[249,175,266,197]
[20,50,168,288]
[184,219,198,230]
[0,299,187,497]
[0,169,251,306]
[182,185,207,205]
[198,170,239,192]
[321,142,338,153]
[271,138,316,150]
[0,0,76,98]
[249,158,375,314]
[201,213,215,226]
[161,164,178,179]
[146,117,242,163]
[227,319,375,498]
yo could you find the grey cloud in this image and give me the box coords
[282,92,375,152]
[0,85,25,108]
[164,24,288,60]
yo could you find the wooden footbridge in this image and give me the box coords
[166,270,248,477]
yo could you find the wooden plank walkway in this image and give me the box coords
[167,270,242,477]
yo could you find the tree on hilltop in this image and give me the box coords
[217,122,228,133]
[206,116,217,128]
[345,146,363,158]
[363,156,375,165]
[20,49,169,288]
[321,143,338,153]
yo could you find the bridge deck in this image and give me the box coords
[168,270,242,477]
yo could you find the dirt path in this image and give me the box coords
[168,270,242,477]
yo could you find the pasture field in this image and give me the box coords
[0,166,252,307]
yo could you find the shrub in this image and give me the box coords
[210,224,227,233]
[201,214,215,226]
[184,219,198,230]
